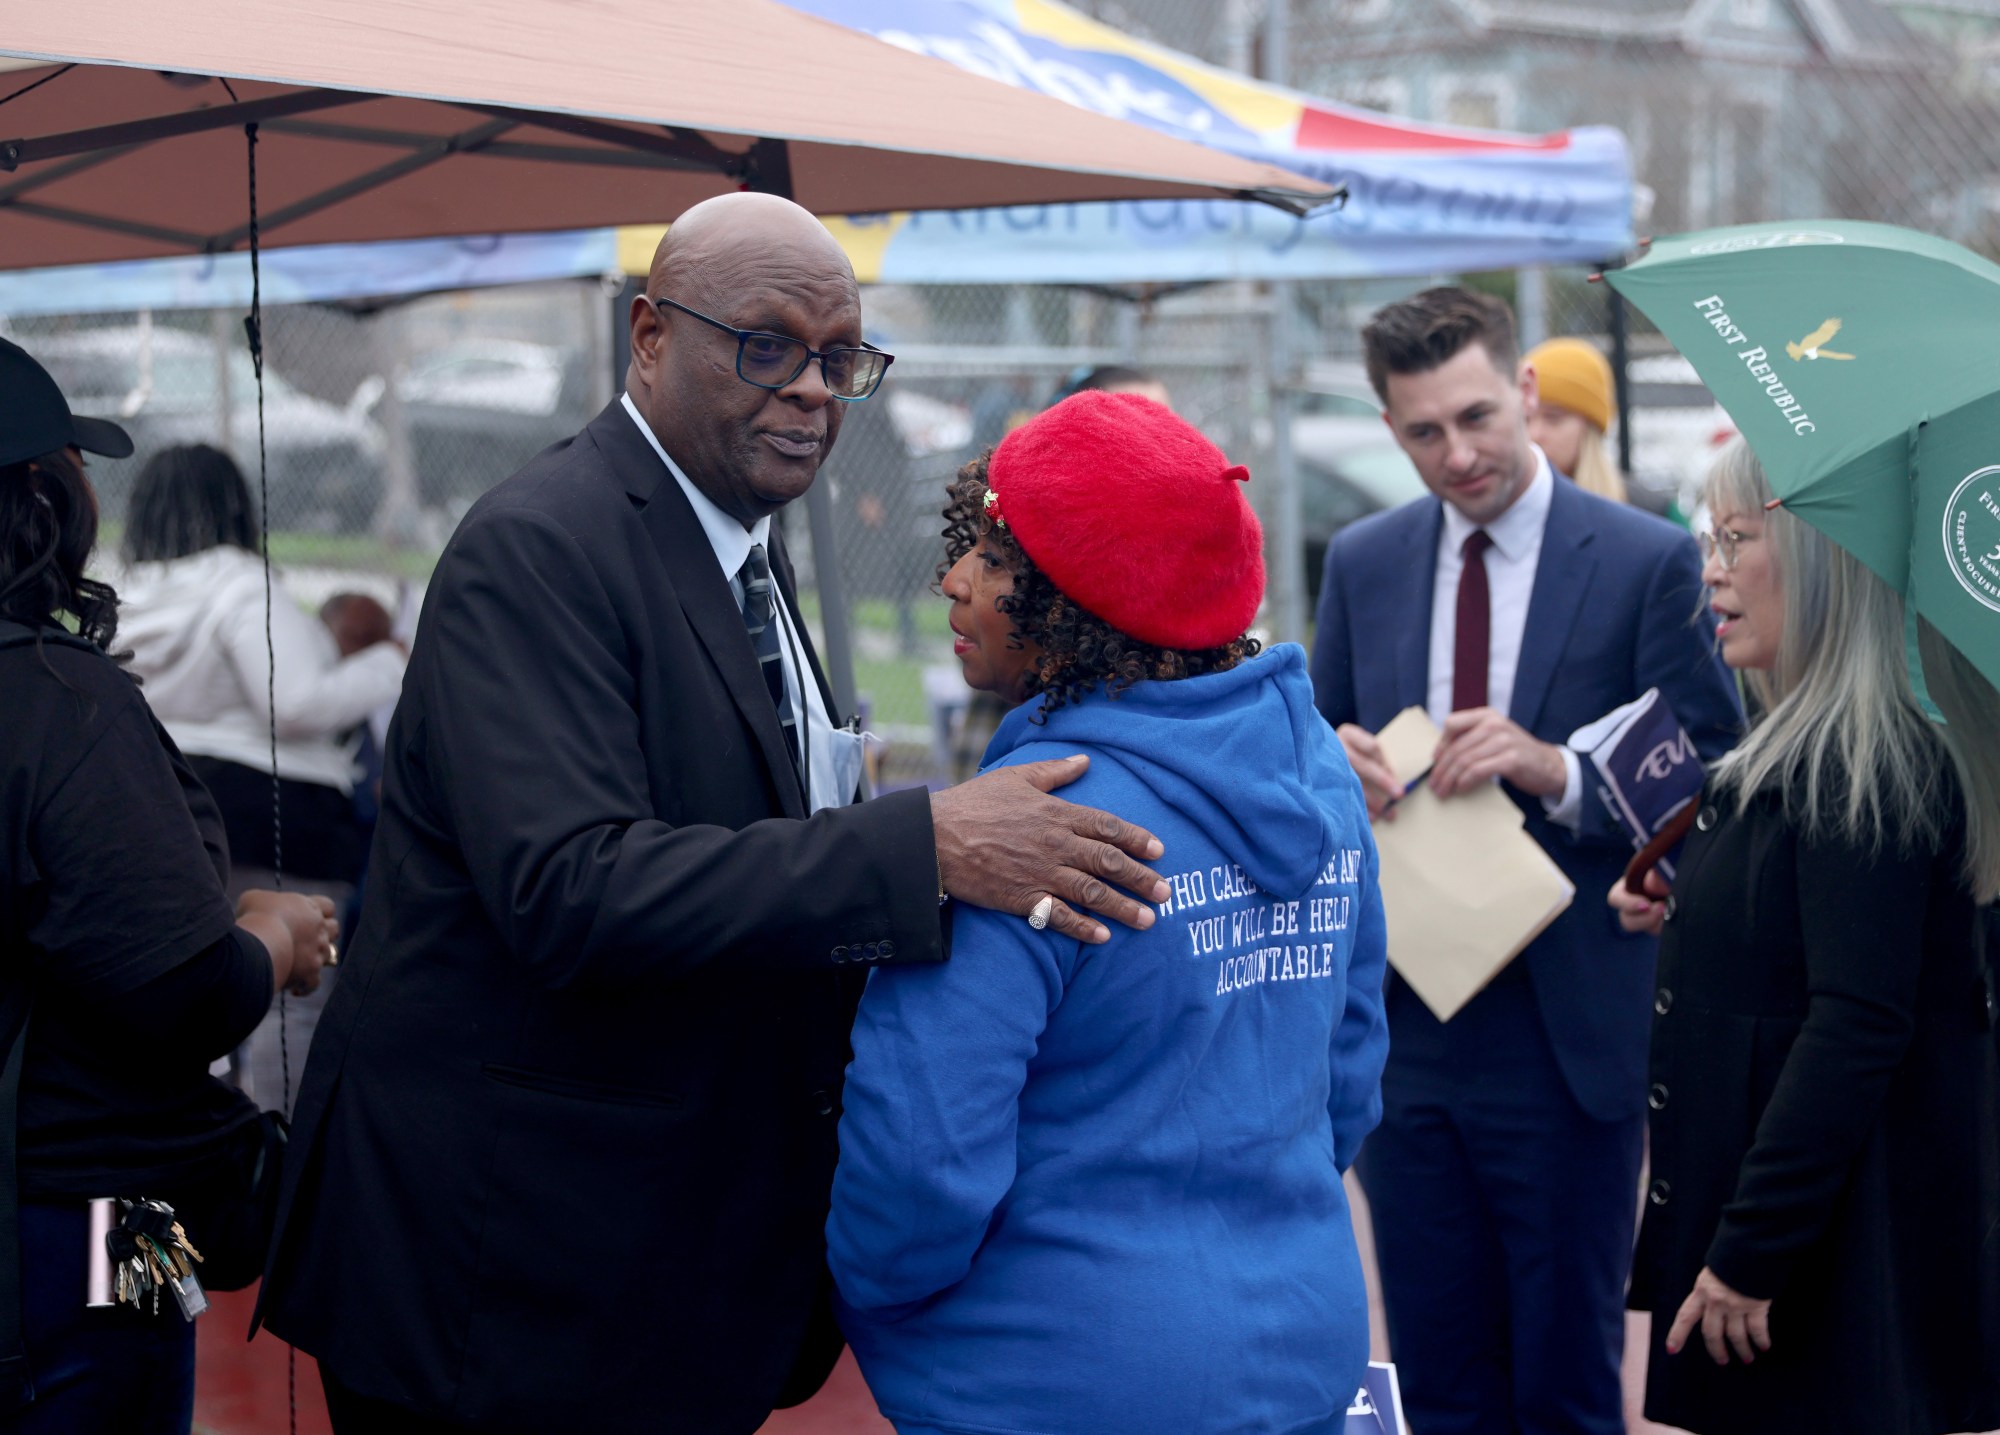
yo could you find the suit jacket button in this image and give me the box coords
[1648,1083,1669,1111]
[1695,804,1717,832]
[1649,1179,1671,1206]
[1654,988,1674,1016]
[878,938,895,959]
[811,1089,834,1117]
[832,945,848,963]
[864,941,880,961]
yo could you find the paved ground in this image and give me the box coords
[188,1182,1994,1434]
[192,1289,332,1435]
[190,1176,1691,1435]
[190,1286,891,1435]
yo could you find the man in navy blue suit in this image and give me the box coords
[1310,289,1740,1435]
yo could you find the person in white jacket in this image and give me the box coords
[116,444,406,1114]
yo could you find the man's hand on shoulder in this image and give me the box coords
[1431,707,1567,800]
[931,756,1168,946]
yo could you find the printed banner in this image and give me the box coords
[773,0,1633,281]
[0,231,618,319]
[0,0,1634,315]
[1347,1362,1411,1435]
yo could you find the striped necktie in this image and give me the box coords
[738,544,801,775]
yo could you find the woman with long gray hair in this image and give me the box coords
[1610,437,2000,1435]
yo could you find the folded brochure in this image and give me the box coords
[1369,707,1575,1021]
[1567,687,1704,881]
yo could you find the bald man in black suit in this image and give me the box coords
[257,193,1170,1435]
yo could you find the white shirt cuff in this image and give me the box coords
[1540,746,1584,831]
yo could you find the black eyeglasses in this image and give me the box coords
[650,295,892,402]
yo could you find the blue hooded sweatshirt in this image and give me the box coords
[828,645,1389,1435]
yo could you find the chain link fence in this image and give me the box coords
[813,280,1279,781]
[10,0,1997,787]
[838,0,2000,781]
[1073,0,2000,513]
[2,281,613,604]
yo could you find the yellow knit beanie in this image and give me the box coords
[1525,338,1613,434]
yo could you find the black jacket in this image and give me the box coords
[255,403,946,1433]
[1633,780,2000,1435]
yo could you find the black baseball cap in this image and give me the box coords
[1,335,135,468]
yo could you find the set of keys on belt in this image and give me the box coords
[87,1197,209,1320]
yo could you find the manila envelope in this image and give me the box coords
[1370,707,1575,1021]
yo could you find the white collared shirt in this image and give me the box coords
[621,393,849,814]
[1425,446,1582,828]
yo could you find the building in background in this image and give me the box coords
[15,0,1998,783]
[1098,0,2000,253]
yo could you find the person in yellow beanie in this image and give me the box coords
[1525,336,1629,503]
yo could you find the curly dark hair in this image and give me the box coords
[938,453,1259,718]
[0,447,121,657]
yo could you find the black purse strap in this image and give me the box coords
[0,996,30,1403]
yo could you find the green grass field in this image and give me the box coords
[96,524,445,581]
[258,533,443,580]
[96,527,949,730]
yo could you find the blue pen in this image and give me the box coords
[1381,763,1434,814]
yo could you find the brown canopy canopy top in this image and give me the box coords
[0,0,1335,269]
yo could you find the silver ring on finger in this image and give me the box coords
[1028,894,1054,931]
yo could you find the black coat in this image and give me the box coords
[1632,780,2000,1435]
[255,403,946,1433]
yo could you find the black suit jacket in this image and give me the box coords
[256,402,945,1433]
[1633,782,2000,1435]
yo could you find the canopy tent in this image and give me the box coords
[0,0,1338,717]
[0,0,1329,272]
[0,0,1626,312]
[0,228,620,317]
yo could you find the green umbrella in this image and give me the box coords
[1605,219,2000,693]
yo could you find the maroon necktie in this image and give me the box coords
[1452,529,1494,712]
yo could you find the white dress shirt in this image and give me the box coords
[622,393,849,814]
[1425,447,1583,829]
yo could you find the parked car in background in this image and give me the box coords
[376,338,597,511]
[1294,363,1426,603]
[28,321,386,533]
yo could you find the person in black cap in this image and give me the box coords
[0,337,138,472]
[0,336,336,1433]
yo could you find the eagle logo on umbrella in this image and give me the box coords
[1786,319,1855,362]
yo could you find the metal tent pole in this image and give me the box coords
[747,151,860,719]
[1517,265,1548,350]
[1263,0,1307,645]
[802,480,860,720]
[1607,272,1634,475]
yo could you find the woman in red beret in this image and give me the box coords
[827,391,1391,1435]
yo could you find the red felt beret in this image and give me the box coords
[985,390,1264,651]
